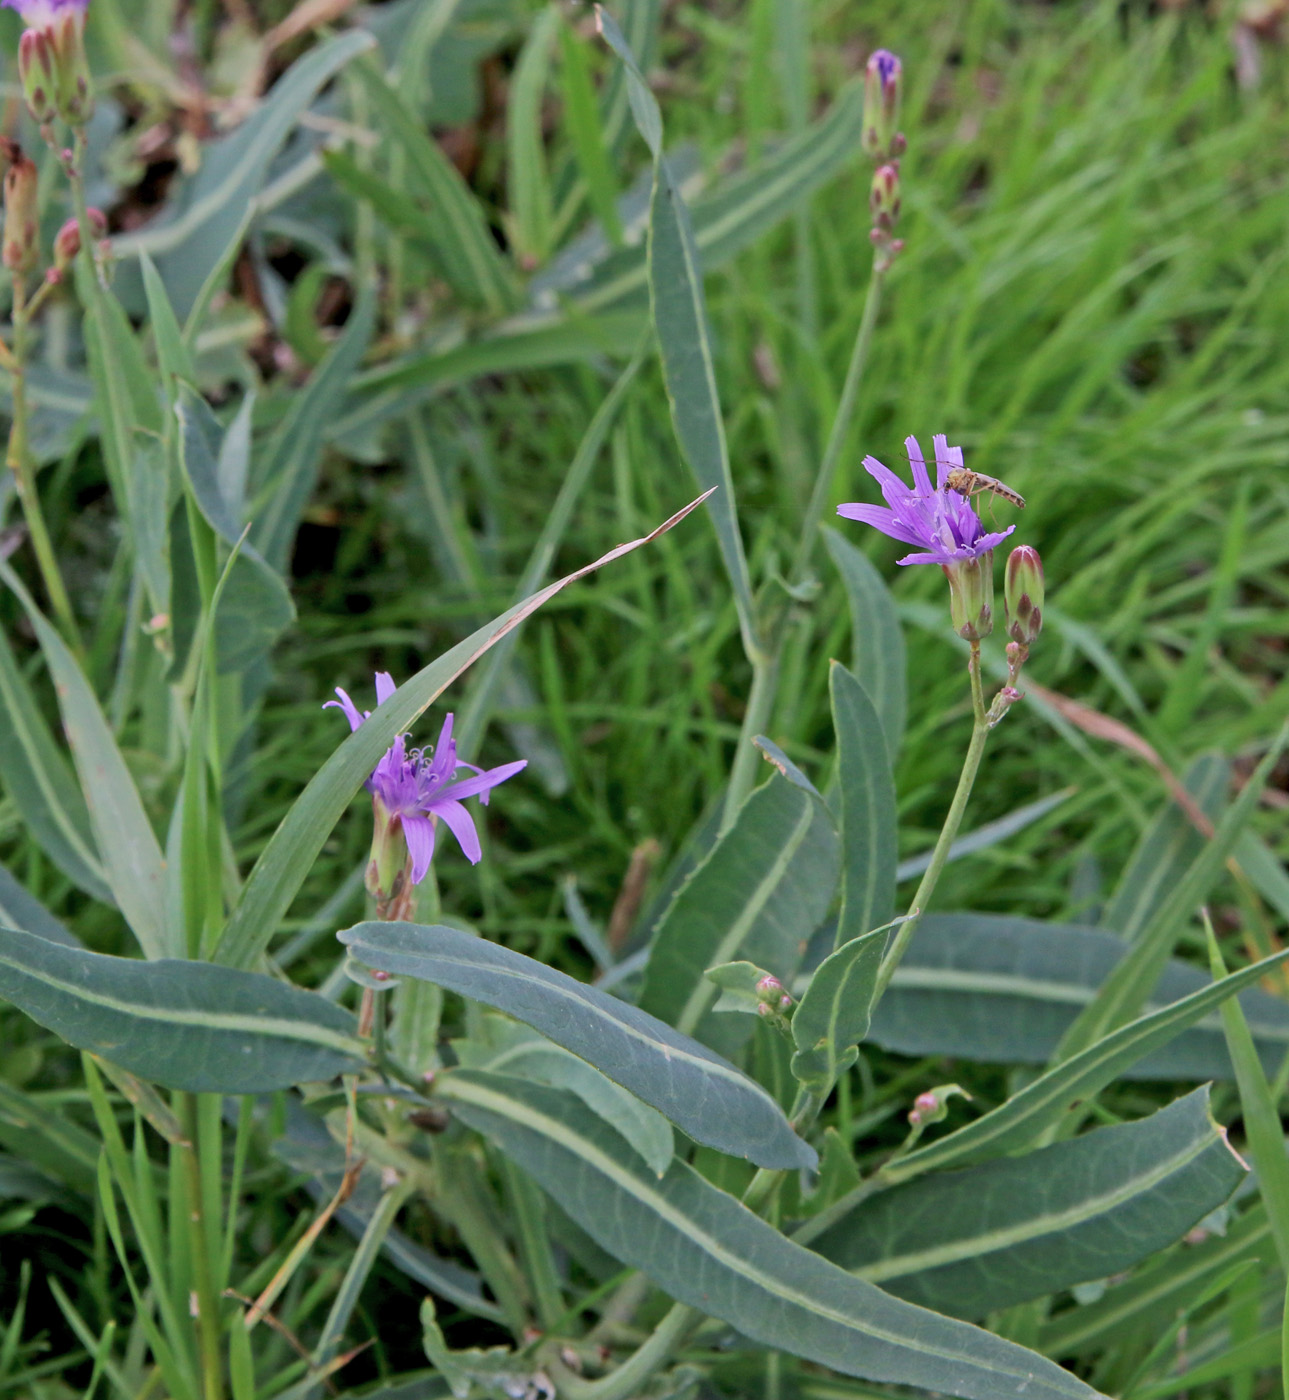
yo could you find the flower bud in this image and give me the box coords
[2,151,38,274]
[862,49,902,160]
[869,162,901,228]
[907,1083,970,1129]
[365,793,410,906]
[52,207,105,268]
[12,0,92,127]
[1004,545,1044,645]
[17,27,56,125]
[942,554,994,643]
[50,7,92,126]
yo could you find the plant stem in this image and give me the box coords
[5,278,81,652]
[549,1301,697,1400]
[871,642,989,1005]
[179,1096,225,1400]
[720,258,887,830]
[720,644,780,832]
[788,258,888,587]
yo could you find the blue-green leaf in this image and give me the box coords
[597,6,756,645]
[440,1071,1101,1400]
[868,913,1289,1082]
[340,920,812,1170]
[823,528,907,755]
[0,926,365,1091]
[1,567,168,958]
[113,30,377,319]
[640,771,839,1056]
[810,1089,1244,1318]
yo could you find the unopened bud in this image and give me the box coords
[756,974,784,998]
[13,1,92,127]
[862,49,902,160]
[907,1083,970,1132]
[3,152,38,274]
[17,27,56,125]
[51,6,92,126]
[365,794,409,904]
[1004,545,1044,645]
[52,207,106,268]
[869,162,901,228]
[942,554,994,643]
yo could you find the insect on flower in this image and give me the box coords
[944,466,1026,511]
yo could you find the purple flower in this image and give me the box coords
[4,0,85,28]
[837,434,1014,567]
[326,672,526,885]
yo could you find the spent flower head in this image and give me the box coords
[327,672,526,902]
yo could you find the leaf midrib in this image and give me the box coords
[857,1122,1218,1282]
[0,952,365,1057]
[441,1074,1072,1388]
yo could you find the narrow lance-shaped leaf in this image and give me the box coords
[827,661,896,984]
[0,565,168,959]
[866,913,1289,1082]
[112,30,377,318]
[596,6,757,649]
[792,920,902,1095]
[177,390,296,674]
[439,1071,1102,1400]
[1101,755,1230,942]
[1206,921,1289,1272]
[0,863,77,947]
[251,288,378,574]
[872,945,1289,1187]
[823,528,907,755]
[353,58,518,315]
[0,926,365,1092]
[454,1014,673,1178]
[1057,729,1287,1060]
[0,623,109,901]
[339,920,813,1170]
[811,1088,1245,1319]
[1039,1202,1272,1356]
[640,765,839,1057]
[213,492,714,969]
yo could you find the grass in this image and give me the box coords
[2,0,1289,1395]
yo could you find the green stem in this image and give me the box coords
[871,642,989,1006]
[179,1096,225,1400]
[720,258,887,831]
[720,645,780,832]
[549,1302,697,1400]
[6,278,81,653]
[788,258,888,587]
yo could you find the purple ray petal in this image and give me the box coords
[905,436,933,496]
[403,815,437,886]
[431,799,483,865]
[836,502,928,548]
[324,688,366,732]
[374,672,397,706]
[436,760,529,805]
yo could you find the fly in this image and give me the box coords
[943,467,1026,510]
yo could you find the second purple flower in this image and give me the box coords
[327,672,527,907]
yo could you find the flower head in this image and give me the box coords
[326,672,526,890]
[862,48,903,160]
[836,434,1014,567]
[4,0,85,28]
